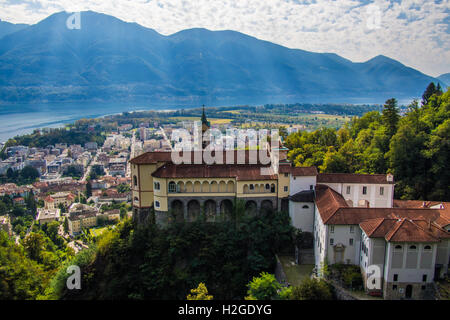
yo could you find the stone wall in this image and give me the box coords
[383,281,435,300]
[274,255,288,285]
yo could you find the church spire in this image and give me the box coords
[201,104,210,129]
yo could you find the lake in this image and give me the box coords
[0,102,181,143]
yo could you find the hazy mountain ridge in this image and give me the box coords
[0,20,29,39]
[0,11,445,105]
[438,73,450,87]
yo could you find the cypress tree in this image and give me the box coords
[382,98,399,137]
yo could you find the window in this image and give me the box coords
[393,285,397,290]
[422,275,427,282]
[284,173,289,177]
[134,196,138,202]
[154,182,160,190]
[284,186,288,192]
[394,245,403,251]
[265,184,270,190]
[393,274,398,282]
[346,186,351,194]
[133,175,138,186]
[350,226,354,233]
[349,238,354,246]
[330,226,335,233]
[155,201,160,208]
[249,184,254,190]
[168,181,176,193]
[362,186,367,195]
[310,185,314,190]
[409,245,417,251]
[302,205,309,209]
[330,238,334,245]
[271,184,276,192]
[380,187,384,196]
[424,245,432,251]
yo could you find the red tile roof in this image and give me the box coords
[129,150,272,165]
[317,173,394,184]
[360,217,449,242]
[394,200,450,228]
[315,185,441,226]
[278,164,318,176]
[129,151,173,164]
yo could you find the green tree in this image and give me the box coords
[422,82,437,105]
[382,98,400,138]
[245,272,281,300]
[186,283,213,300]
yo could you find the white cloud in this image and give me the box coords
[0,0,448,77]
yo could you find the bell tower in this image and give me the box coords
[201,105,211,149]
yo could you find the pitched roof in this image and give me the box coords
[317,173,394,184]
[278,164,318,176]
[314,184,349,223]
[152,163,277,180]
[394,200,450,228]
[360,217,449,242]
[129,150,272,165]
[315,184,441,226]
[385,219,440,243]
[290,190,315,202]
[129,151,172,164]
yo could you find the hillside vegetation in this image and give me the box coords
[285,83,449,201]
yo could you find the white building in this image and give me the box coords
[287,171,450,300]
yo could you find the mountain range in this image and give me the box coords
[0,11,447,106]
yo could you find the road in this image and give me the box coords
[81,153,98,182]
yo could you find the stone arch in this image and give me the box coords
[202,181,210,193]
[270,183,276,193]
[243,184,249,194]
[194,181,201,192]
[219,181,227,192]
[204,199,216,221]
[170,200,184,222]
[261,199,273,212]
[227,181,235,193]
[185,181,193,193]
[168,181,176,193]
[187,200,201,221]
[245,200,257,216]
[220,199,233,219]
[177,181,185,193]
[210,181,219,193]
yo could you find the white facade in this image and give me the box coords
[289,175,316,195]
[289,201,314,232]
[319,182,394,208]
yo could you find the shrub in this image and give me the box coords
[290,278,333,300]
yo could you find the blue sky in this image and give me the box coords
[0,0,449,77]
